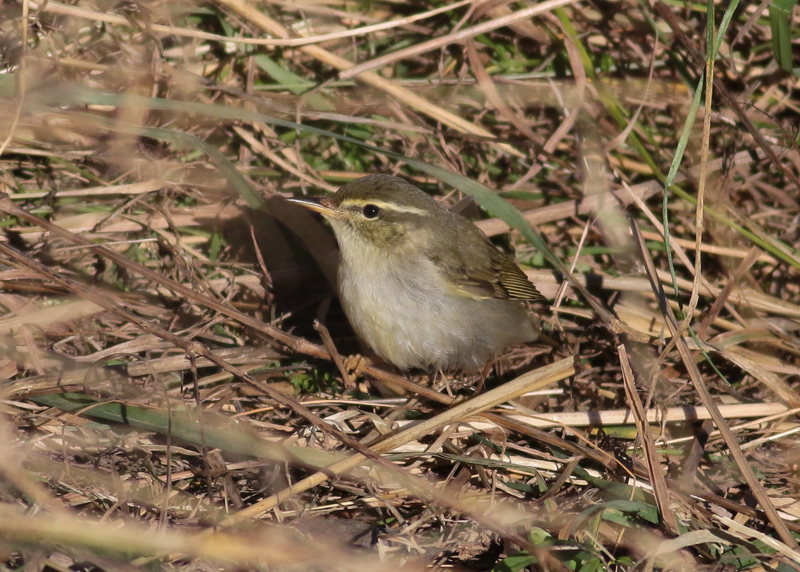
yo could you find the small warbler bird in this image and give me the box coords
[289,175,546,371]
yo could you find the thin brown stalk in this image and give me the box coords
[619,344,679,534]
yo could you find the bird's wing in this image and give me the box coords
[493,250,547,303]
[428,224,547,303]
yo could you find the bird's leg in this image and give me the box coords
[430,369,456,397]
[474,361,494,393]
[313,318,359,389]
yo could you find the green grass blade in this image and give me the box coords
[769,0,799,74]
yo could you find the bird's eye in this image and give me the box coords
[362,204,380,219]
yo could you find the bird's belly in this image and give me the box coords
[338,259,535,370]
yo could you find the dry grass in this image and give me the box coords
[1,0,800,570]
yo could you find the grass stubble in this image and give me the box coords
[0,0,799,570]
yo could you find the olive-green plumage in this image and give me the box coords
[290,175,546,370]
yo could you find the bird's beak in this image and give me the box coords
[287,196,344,219]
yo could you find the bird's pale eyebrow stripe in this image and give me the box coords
[340,198,429,216]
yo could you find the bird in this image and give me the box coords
[289,174,547,371]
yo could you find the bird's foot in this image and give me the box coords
[343,354,371,378]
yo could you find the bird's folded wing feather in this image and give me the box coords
[428,231,546,303]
